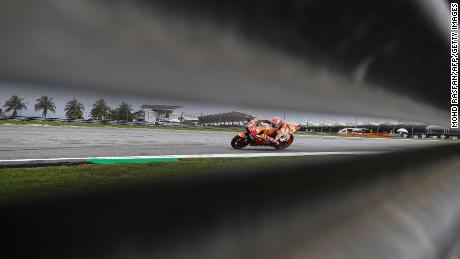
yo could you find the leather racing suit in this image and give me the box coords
[247,118,280,144]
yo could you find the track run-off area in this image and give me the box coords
[0,125,453,165]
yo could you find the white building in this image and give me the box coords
[142,105,182,123]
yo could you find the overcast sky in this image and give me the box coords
[0,81,398,125]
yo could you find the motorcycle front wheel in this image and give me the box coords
[274,135,294,149]
[231,135,249,149]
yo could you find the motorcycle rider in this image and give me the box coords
[272,117,291,142]
[247,117,286,144]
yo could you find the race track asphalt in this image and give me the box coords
[0,125,451,161]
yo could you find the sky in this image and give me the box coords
[0,81,400,125]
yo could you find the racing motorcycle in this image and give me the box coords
[231,123,297,149]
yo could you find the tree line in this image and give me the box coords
[1,95,140,121]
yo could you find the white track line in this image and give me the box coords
[0,151,383,163]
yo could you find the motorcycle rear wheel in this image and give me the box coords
[231,135,249,149]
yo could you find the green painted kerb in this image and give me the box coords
[86,158,180,165]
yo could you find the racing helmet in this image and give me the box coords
[271,117,283,128]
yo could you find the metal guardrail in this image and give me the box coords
[1,144,460,259]
[0,0,449,125]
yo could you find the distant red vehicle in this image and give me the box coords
[338,128,393,137]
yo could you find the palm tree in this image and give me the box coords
[107,108,116,121]
[114,102,133,122]
[90,99,111,121]
[34,96,56,117]
[133,110,145,122]
[64,99,85,120]
[3,95,27,117]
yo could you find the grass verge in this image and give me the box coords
[0,156,346,205]
[0,120,240,133]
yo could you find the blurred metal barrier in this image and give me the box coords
[0,0,449,124]
[0,1,457,258]
[1,144,460,259]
